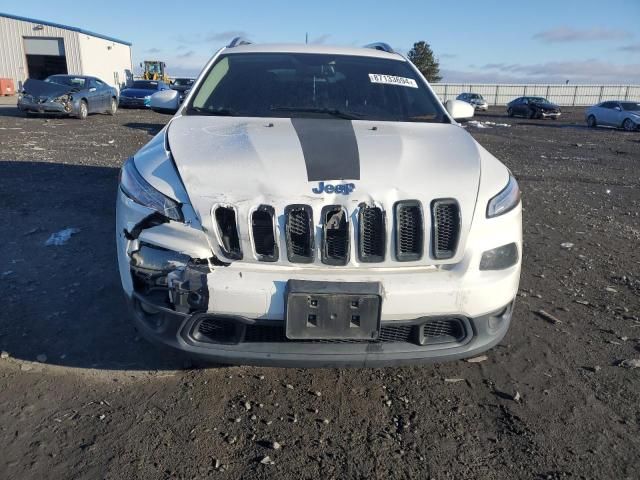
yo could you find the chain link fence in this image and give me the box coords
[431,84,640,106]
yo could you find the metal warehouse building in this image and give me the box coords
[0,12,133,91]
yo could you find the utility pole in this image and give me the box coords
[305,32,308,44]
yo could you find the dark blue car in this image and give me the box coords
[119,80,170,108]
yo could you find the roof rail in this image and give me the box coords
[227,37,252,48]
[363,42,395,54]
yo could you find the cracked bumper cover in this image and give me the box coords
[116,187,521,367]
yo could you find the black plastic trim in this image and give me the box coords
[394,200,424,262]
[431,198,461,260]
[251,205,279,262]
[285,204,315,263]
[320,205,350,266]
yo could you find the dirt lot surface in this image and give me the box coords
[0,104,638,480]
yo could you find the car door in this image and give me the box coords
[94,78,110,111]
[512,98,523,116]
[609,102,624,127]
[86,78,102,112]
[598,102,615,126]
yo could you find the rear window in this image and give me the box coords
[188,52,446,123]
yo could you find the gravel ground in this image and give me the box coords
[0,104,638,480]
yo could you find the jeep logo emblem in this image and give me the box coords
[311,181,356,195]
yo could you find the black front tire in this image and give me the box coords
[528,109,537,119]
[507,107,514,117]
[587,115,597,128]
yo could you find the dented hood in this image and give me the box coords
[23,79,77,98]
[168,116,481,202]
[167,116,482,257]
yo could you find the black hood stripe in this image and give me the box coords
[291,118,360,181]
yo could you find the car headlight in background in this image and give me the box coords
[119,157,183,221]
[487,174,521,218]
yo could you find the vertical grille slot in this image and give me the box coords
[285,205,314,263]
[214,206,242,260]
[321,206,349,265]
[432,200,460,260]
[251,206,278,262]
[358,205,385,262]
[394,201,423,261]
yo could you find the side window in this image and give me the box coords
[522,98,528,105]
[602,102,614,109]
[95,79,105,87]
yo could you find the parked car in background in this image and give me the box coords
[171,78,195,103]
[507,97,561,119]
[18,74,117,119]
[119,80,170,108]
[585,101,640,131]
[456,92,488,111]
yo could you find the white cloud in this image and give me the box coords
[443,60,640,84]
[533,26,631,43]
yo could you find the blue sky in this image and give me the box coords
[5,0,640,82]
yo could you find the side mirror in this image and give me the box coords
[445,99,475,121]
[149,89,180,115]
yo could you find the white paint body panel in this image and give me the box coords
[116,44,522,325]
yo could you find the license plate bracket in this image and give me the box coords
[285,280,382,340]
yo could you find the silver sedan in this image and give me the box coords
[585,101,640,131]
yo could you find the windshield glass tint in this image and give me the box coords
[621,102,640,111]
[45,76,85,88]
[529,97,549,103]
[188,53,445,122]
[132,81,158,89]
[174,79,193,86]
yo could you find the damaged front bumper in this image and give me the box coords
[116,187,520,367]
[18,96,75,115]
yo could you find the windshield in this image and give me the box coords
[173,78,194,86]
[621,102,640,111]
[188,53,446,122]
[469,94,483,99]
[45,76,85,88]
[132,81,158,89]
[529,97,549,103]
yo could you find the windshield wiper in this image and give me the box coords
[188,106,237,116]
[270,106,362,120]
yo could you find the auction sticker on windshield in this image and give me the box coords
[368,74,418,88]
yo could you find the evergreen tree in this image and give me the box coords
[407,41,442,83]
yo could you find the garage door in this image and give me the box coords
[24,37,68,80]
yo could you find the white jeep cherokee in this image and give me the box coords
[116,39,522,367]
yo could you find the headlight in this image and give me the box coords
[486,174,520,218]
[119,157,183,221]
[53,94,70,103]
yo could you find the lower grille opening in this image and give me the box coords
[252,206,278,262]
[358,205,385,262]
[432,200,460,260]
[244,324,414,344]
[418,318,466,345]
[194,316,241,344]
[215,206,242,260]
[322,206,349,265]
[395,201,424,261]
[285,205,314,263]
